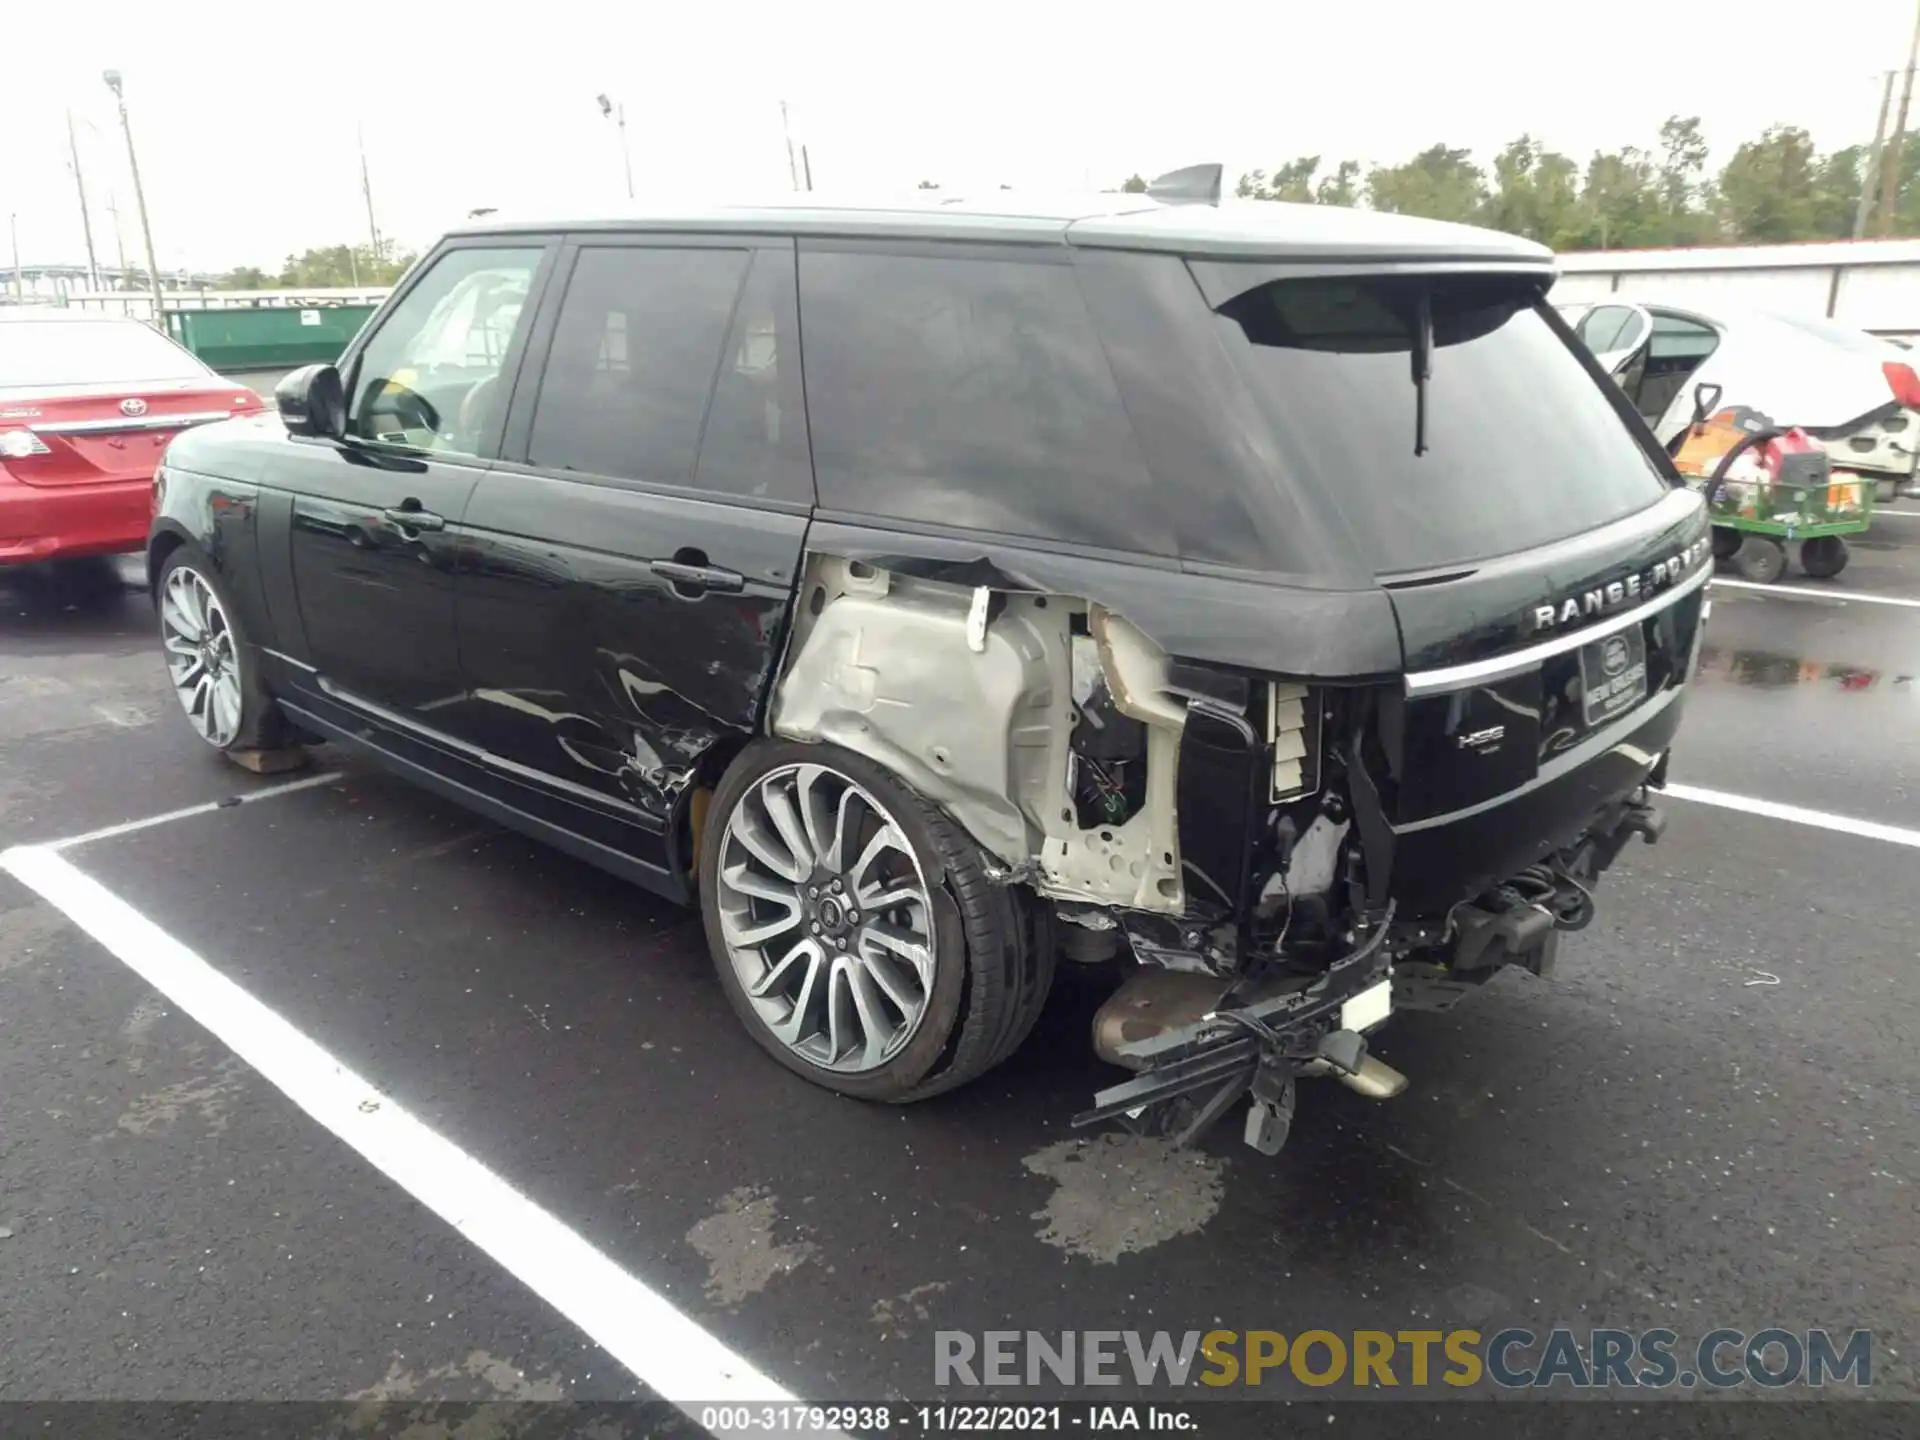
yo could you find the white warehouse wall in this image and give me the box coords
[1552,240,1920,338]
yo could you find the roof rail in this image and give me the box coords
[1146,163,1223,207]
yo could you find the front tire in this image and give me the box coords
[155,543,287,753]
[699,738,1052,1102]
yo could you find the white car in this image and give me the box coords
[1559,299,1920,504]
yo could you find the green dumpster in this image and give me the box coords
[166,305,380,372]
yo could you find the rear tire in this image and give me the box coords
[155,543,288,753]
[1731,535,1787,584]
[699,738,1050,1102]
[1798,535,1849,580]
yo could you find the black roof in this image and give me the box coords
[446,188,1556,268]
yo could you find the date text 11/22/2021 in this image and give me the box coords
[700,1405,1195,1435]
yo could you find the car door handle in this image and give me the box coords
[651,558,745,594]
[382,505,446,532]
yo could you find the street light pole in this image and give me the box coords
[103,70,167,326]
[66,110,102,290]
[780,100,799,192]
[595,94,634,199]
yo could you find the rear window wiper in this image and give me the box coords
[1411,291,1432,458]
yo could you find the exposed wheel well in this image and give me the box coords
[671,733,752,892]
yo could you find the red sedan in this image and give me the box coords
[0,311,264,567]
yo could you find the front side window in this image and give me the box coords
[346,247,542,455]
[799,250,1153,547]
[1217,274,1669,574]
[528,246,751,488]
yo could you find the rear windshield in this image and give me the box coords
[1217,275,1668,574]
[0,319,210,388]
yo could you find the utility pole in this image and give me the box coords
[802,144,814,192]
[66,110,101,290]
[781,100,799,191]
[103,70,167,325]
[1858,71,1898,239]
[8,214,22,304]
[358,122,383,266]
[1876,1,1920,236]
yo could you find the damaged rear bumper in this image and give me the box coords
[1073,906,1399,1154]
[1078,786,1668,1154]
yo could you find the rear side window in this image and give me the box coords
[799,251,1155,547]
[530,246,756,491]
[692,250,814,503]
[1217,274,1669,574]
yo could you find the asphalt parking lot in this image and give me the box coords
[2,510,1918,1428]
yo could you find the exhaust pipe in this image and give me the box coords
[1300,1043,1409,1100]
[1335,1054,1408,1100]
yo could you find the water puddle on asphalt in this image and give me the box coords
[1021,1133,1225,1264]
[686,1184,820,1308]
[1697,646,1915,693]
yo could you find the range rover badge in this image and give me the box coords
[1528,537,1710,633]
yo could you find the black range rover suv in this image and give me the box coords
[149,166,1710,1157]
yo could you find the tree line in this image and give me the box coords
[1127,115,1919,249]
[224,115,1912,284]
[219,243,418,291]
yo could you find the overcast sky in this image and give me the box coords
[3,0,1912,274]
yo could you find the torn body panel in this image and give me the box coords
[766,552,1684,1159]
[771,557,1190,916]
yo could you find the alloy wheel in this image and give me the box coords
[159,565,244,748]
[715,763,937,1073]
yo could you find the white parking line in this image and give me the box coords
[46,771,346,851]
[1664,783,1920,851]
[0,844,828,1427]
[1711,579,1920,609]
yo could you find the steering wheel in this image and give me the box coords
[371,379,441,436]
[457,375,500,445]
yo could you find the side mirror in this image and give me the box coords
[1690,381,1724,426]
[275,364,346,440]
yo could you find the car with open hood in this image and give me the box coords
[146,169,1709,1159]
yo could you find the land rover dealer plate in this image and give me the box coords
[1580,625,1649,728]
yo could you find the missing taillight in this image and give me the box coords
[1269,682,1322,801]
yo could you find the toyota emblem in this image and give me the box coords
[1602,635,1630,677]
[120,397,149,417]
